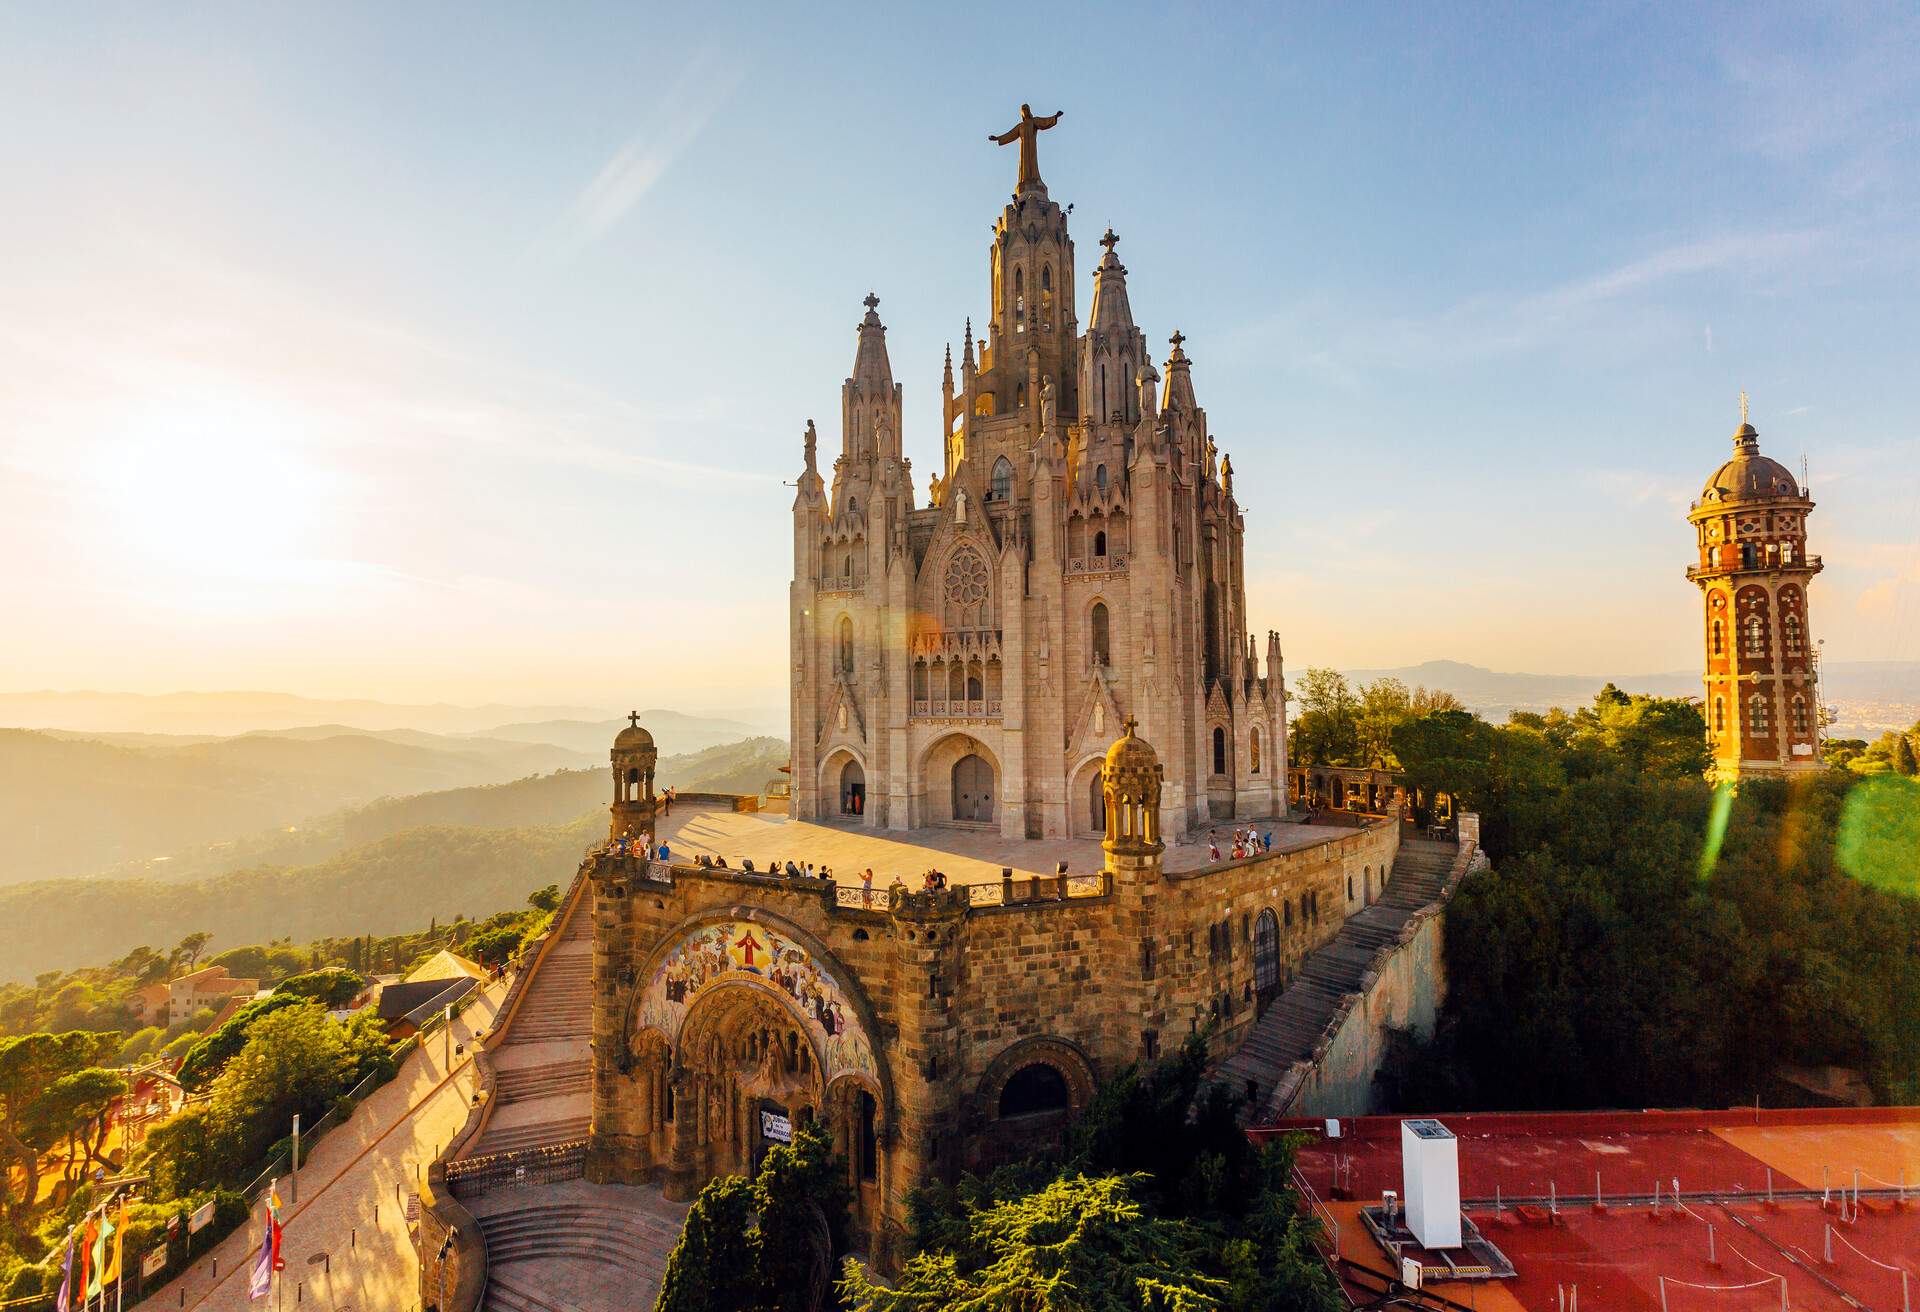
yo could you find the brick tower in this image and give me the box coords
[1687,399,1825,781]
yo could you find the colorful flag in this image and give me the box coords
[249,1181,284,1301]
[104,1196,124,1284]
[82,1211,103,1301]
[52,1232,74,1312]
[246,1222,273,1301]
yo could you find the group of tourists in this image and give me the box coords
[1206,826,1275,862]
[611,832,671,862]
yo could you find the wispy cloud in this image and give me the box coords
[550,53,744,252]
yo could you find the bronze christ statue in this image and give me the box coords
[990,103,1064,189]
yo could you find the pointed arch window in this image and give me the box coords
[837,616,854,674]
[1090,602,1110,666]
[1095,464,1108,493]
[1016,381,1026,410]
[1748,693,1770,735]
[1040,264,1053,314]
[1013,266,1025,330]
[1250,729,1262,774]
[989,456,1013,503]
[1093,529,1107,557]
[1212,727,1227,775]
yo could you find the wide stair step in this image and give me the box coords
[495,1063,591,1103]
[474,1115,592,1156]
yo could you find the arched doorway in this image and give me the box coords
[1089,771,1106,836]
[676,983,826,1182]
[952,754,995,823]
[1253,909,1280,1012]
[839,758,865,816]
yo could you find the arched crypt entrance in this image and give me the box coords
[622,914,892,1236]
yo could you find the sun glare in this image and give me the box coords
[103,397,332,580]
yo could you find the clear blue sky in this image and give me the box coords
[1,3,1914,724]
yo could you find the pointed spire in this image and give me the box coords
[943,342,954,391]
[961,317,975,368]
[1162,330,1198,413]
[1087,228,1134,334]
[850,292,892,392]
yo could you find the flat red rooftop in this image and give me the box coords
[1253,1108,1920,1311]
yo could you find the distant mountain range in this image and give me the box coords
[0,689,611,737]
[1338,660,1920,734]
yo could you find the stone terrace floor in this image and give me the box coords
[655,807,1336,884]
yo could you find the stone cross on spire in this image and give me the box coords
[1099,227,1119,254]
[989,103,1064,190]
[627,711,641,729]
[863,292,880,313]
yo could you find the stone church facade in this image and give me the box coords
[1687,403,1825,781]
[790,109,1287,839]
[586,717,1397,1269]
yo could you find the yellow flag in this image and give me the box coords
[102,1197,124,1283]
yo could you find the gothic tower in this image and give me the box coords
[1687,400,1824,781]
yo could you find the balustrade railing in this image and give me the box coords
[911,698,1003,719]
[445,1140,588,1199]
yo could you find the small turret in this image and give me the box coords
[610,712,659,843]
[1102,718,1165,861]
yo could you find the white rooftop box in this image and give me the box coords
[1400,1118,1462,1249]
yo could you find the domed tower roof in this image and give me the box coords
[1699,421,1800,505]
[614,712,655,752]
[1105,717,1159,772]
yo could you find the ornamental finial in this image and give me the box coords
[1739,389,1749,425]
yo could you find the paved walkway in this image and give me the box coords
[655,807,1326,884]
[149,980,506,1311]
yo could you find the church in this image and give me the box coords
[789,106,1288,839]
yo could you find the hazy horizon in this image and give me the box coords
[3,4,1915,709]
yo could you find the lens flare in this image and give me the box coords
[1697,780,1735,880]
[1836,775,1920,899]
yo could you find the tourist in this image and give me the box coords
[786,859,801,877]
[658,841,671,862]
[1207,831,1221,862]
[741,858,756,873]
[862,868,874,907]
[715,855,729,869]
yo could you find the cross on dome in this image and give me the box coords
[1739,389,1749,424]
[627,711,641,729]
[1123,715,1138,738]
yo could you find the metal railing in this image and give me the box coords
[444,1140,588,1200]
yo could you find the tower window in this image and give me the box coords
[1250,730,1262,774]
[1093,530,1107,557]
[1791,696,1810,736]
[1743,615,1765,658]
[1711,619,1723,656]
[1713,697,1725,734]
[1742,542,1758,568]
[1783,613,1802,655]
[1749,693,1770,735]
[989,456,1013,503]
[1212,727,1227,775]
[1017,381,1026,409]
[1090,602,1110,665]
[1095,464,1109,493]
[838,616,854,674]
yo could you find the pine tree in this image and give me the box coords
[1892,733,1917,777]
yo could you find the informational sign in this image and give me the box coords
[1325,1118,1342,1139]
[760,1109,792,1144]
[1401,1257,1423,1290]
[166,1212,181,1238]
[189,1201,216,1234]
[142,1248,168,1279]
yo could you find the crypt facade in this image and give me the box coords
[790,106,1288,838]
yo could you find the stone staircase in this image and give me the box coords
[475,1184,689,1312]
[1217,836,1463,1118]
[472,884,595,1158]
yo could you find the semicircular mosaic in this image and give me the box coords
[634,919,879,1083]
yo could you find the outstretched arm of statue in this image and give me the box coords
[1034,110,1063,129]
[989,126,1022,144]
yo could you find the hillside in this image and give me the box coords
[76,736,791,884]
[0,814,604,982]
[0,735,791,977]
[475,711,767,758]
[0,727,587,885]
[1339,659,1920,735]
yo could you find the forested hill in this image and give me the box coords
[0,814,602,982]
[0,735,789,979]
[0,727,589,885]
